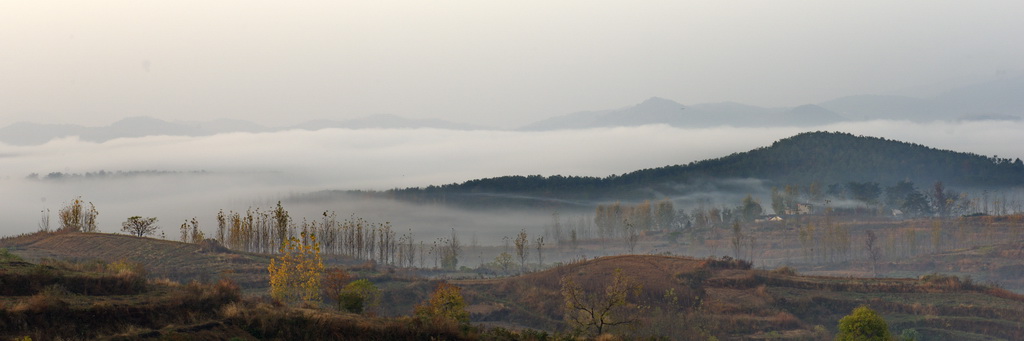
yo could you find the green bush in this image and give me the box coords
[339,291,365,313]
[836,306,891,341]
[0,248,23,262]
[338,279,380,314]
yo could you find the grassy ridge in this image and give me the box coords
[0,231,271,291]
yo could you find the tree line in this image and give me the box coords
[42,198,464,270]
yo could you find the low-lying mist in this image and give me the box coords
[2,120,1022,246]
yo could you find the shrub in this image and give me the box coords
[339,291,365,313]
[211,278,242,303]
[415,282,469,325]
[836,306,891,341]
[703,256,752,270]
[337,278,381,314]
[919,273,978,291]
[899,328,921,341]
[0,248,23,262]
[772,266,797,276]
[14,285,69,313]
[322,268,353,310]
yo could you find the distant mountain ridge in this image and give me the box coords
[521,75,1024,130]
[388,131,1024,205]
[0,114,483,146]
[288,114,486,131]
[519,97,849,130]
[390,74,1024,129]
[3,74,1021,145]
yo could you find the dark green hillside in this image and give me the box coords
[644,131,1024,187]
[389,132,1024,205]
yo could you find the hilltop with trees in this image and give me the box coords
[379,131,1024,207]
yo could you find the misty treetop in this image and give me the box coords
[384,131,1024,207]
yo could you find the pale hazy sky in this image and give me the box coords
[3,1,1023,128]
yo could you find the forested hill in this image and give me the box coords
[388,132,1024,205]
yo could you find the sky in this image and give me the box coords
[3,2,1024,242]
[3,1,1024,128]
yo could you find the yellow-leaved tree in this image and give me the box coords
[268,232,324,305]
[414,282,469,325]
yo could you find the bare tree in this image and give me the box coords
[38,208,50,232]
[442,228,462,270]
[747,235,758,265]
[58,197,99,232]
[561,268,642,336]
[188,217,203,243]
[216,209,227,245]
[418,241,426,268]
[624,223,639,253]
[180,221,189,243]
[731,221,744,259]
[654,199,676,231]
[933,181,949,218]
[514,229,529,274]
[121,216,159,237]
[81,201,99,232]
[535,236,545,271]
[495,252,514,275]
[865,230,881,277]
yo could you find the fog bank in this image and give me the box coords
[2,120,1022,241]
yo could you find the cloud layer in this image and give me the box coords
[2,121,1022,241]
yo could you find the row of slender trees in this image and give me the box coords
[212,203,472,270]
[593,199,676,237]
[211,203,428,267]
[44,186,1022,274]
[41,197,474,270]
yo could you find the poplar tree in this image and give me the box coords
[268,232,324,305]
[514,229,529,274]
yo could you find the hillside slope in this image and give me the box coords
[0,232,270,290]
[0,253,469,341]
[457,255,1024,340]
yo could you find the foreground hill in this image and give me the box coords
[0,251,469,340]
[0,231,442,317]
[5,231,1024,339]
[0,232,271,291]
[386,131,1024,206]
[458,254,1024,340]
